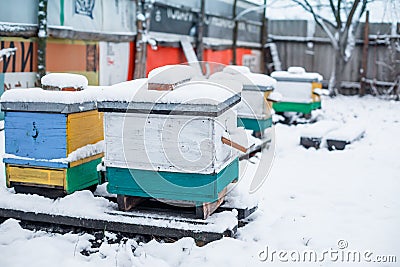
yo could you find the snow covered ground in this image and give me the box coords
[0,95,399,267]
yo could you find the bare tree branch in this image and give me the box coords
[291,0,336,28]
[291,0,339,49]
[337,0,342,26]
[345,0,361,29]
[329,0,341,26]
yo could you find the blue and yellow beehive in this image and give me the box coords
[1,73,104,197]
[271,67,323,114]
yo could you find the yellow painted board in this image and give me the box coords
[69,152,104,168]
[264,91,274,109]
[6,165,65,187]
[312,82,322,102]
[67,110,104,154]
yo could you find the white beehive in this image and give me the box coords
[98,66,245,175]
[271,67,323,103]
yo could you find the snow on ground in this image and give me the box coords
[0,95,399,266]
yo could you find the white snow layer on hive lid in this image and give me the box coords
[96,78,148,102]
[222,65,251,75]
[152,81,240,105]
[0,86,102,104]
[218,67,276,88]
[271,68,323,81]
[101,79,241,105]
[148,65,196,84]
[41,73,88,89]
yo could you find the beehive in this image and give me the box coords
[271,67,323,114]
[1,74,104,197]
[212,66,276,135]
[98,65,245,218]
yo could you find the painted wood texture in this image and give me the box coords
[237,90,270,119]
[274,81,312,103]
[104,111,237,174]
[3,152,104,170]
[106,158,239,203]
[5,110,103,162]
[237,117,273,132]
[312,82,322,103]
[65,157,102,193]
[6,164,65,187]
[272,102,314,114]
[5,112,67,160]
[67,110,104,154]
[6,156,102,193]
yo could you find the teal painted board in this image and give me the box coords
[237,117,272,132]
[107,159,239,203]
[5,112,67,160]
[66,157,102,193]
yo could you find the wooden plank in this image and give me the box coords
[3,157,69,169]
[5,112,67,159]
[0,208,236,244]
[65,157,102,193]
[221,137,248,153]
[6,164,65,187]
[69,153,104,168]
[67,110,104,154]
[106,158,238,203]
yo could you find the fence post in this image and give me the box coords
[360,10,369,96]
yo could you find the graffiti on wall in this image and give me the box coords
[75,0,96,19]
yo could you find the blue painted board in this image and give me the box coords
[5,112,67,160]
[107,158,239,203]
[3,158,68,169]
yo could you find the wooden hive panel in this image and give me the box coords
[5,112,67,159]
[67,110,104,154]
[6,165,65,188]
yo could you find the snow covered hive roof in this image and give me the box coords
[147,65,197,90]
[0,87,101,113]
[212,65,276,92]
[97,77,242,116]
[41,73,88,91]
[271,66,323,82]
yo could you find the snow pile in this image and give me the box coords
[223,65,251,75]
[65,141,105,162]
[100,79,241,106]
[271,68,323,81]
[3,141,104,164]
[0,48,17,62]
[325,123,366,142]
[148,65,196,85]
[218,66,277,89]
[0,87,102,104]
[301,120,340,138]
[0,95,399,266]
[41,73,88,90]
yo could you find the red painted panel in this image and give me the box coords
[146,45,186,76]
[144,45,257,76]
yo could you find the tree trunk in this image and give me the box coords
[333,49,344,95]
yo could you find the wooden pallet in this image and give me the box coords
[0,207,237,245]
